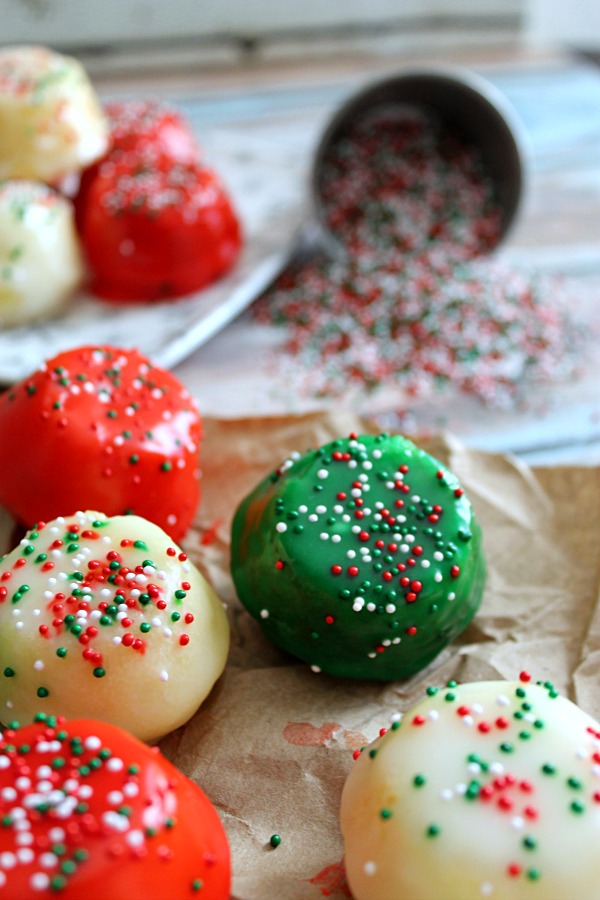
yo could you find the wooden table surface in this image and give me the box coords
[93,45,600,466]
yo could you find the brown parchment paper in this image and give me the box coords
[150,411,600,900]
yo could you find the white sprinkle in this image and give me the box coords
[315,505,327,514]
[434,551,444,561]
[331,534,341,543]
[320,533,329,541]
[260,609,269,619]
[434,573,443,583]
[364,861,377,876]
[441,788,453,801]
[275,522,287,533]
[317,469,328,480]
[496,695,510,707]
[480,882,494,896]
[385,604,396,614]
[511,816,525,831]
[366,603,376,612]
[33,660,44,672]
[347,550,356,559]
[421,560,430,568]
[308,514,318,523]
[298,505,308,513]
[30,872,50,891]
[448,592,456,601]
[310,665,321,673]
[126,829,145,847]
[106,757,124,772]
[373,450,382,459]
[428,709,439,721]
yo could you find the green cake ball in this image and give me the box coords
[230,433,486,680]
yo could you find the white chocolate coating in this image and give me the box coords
[0,511,230,742]
[341,680,600,900]
[0,181,83,326]
[0,45,108,182]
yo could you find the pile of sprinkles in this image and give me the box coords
[255,108,579,407]
[345,673,600,898]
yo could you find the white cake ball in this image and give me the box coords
[0,511,230,742]
[342,678,600,900]
[0,44,108,182]
[0,180,83,326]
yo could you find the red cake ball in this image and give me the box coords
[76,154,242,301]
[0,715,231,899]
[104,98,201,164]
[0,346,201,542]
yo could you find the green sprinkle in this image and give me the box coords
[133,540,148,550]
[3,667,15,677]
[542,763,556,775]
[523,836,537,850]
[56,648,67,659]
[160,461,172,472]
[413,774,426,787]
[426,824,440,837]
[426,686,438,696]
[129,454,139,465]
[140,622,151,633]
[369,748,378,759]
[174,589,187,600]
[571,800,585,814]
[269,833,281,848]
[37,687,49,698]
[191,880,204,892]
[380,808,393,819]
[499,742,513,754]
[527,869,541,881]
[93,668,106,679]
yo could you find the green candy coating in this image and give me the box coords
[230,433,486,680]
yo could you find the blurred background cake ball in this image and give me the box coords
[0,180,83,326]
[0,44,108,183]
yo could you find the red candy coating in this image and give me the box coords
[0,345,201,541]
[0,716,230,899]
[104,99,200,164]
[76,155,242,301]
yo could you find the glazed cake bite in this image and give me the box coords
[341,676,600,900]
[0,511,230,743]
[230,432,485,680]
[0,346,201,543]
[76,155,242,301]
[0,181,83,327]
[0,45,107,183]
[0,715,231,899]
